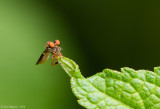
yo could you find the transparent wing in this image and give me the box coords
[36,51,50,65]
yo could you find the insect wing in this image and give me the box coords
[36,51,50,65]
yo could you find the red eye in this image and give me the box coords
[54,40,60,46]
[49,42,55,48]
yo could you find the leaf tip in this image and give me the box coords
[59,57,83,78]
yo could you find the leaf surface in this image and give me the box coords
[59,57,160,109]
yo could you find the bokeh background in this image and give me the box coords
[0,0,160,109]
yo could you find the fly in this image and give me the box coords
[36,40,63,66]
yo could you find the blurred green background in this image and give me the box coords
[0,0,160,109]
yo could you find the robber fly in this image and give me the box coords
[36,40,63,66]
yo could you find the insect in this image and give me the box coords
[36,40,63,66]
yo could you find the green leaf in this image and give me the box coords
[59,57,160,109]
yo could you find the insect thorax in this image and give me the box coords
[47,46,61,53]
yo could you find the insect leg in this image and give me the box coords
[54,56,59,64]
[51,56,56,66]
[54,53,63,58]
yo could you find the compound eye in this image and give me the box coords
[49,42,55,48]
[54,40,60,46]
